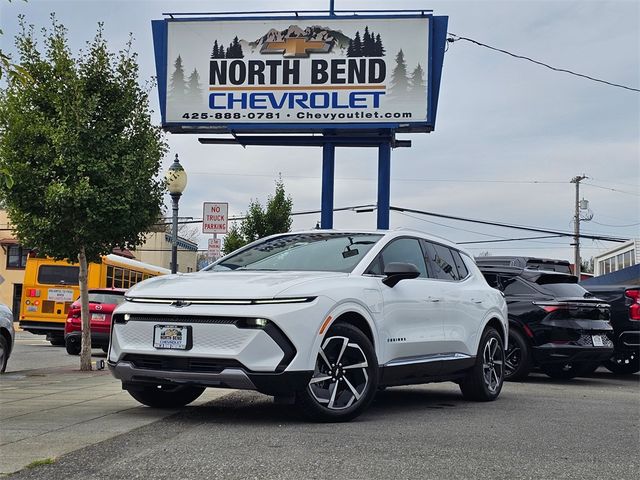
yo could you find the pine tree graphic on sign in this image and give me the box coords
[389,49,410,98]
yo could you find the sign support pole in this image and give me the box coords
[321,142,335,229]
[377,141,391,230]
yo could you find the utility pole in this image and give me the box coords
[571,174,588,278]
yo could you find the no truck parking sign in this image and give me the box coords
[203,202,228,234]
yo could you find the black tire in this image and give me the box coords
[460,327,504,401]
[48,335,65,347]
[504,329,532,381]
[540,362,584,380]
[604,350,640,375]
[296,323,378,422]
[0,335,9,373]
[126,384,205,408]
[575,362,601,377]
[65,338,81,356]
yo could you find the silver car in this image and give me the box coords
[0,303,15,373]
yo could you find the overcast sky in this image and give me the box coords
[1,0,638,262]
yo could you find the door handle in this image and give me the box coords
[427,297,441,302]
[471,298,483,304]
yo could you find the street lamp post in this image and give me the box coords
[165,154,187,274]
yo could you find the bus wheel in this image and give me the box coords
[47,334,65,347]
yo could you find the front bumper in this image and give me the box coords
[108,359,312,396]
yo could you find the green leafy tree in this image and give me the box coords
[222,222,245,256]
[0,17,167,370]
[264,179,293,236]
[222,179,293,255]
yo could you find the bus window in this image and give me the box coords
[134,272,143,284]
[106,265,114,288]
[114,268,124,288]
[37,265,79,285]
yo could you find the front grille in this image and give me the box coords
[123,354,245,373]
[119,314,241,325]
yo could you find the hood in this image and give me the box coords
[126,270,348,300]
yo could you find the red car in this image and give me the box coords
[64,288,127,355]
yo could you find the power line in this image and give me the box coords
[447,32,640,93]
[591,220,640,228]
[582,182,640,197]
[458,235,565,245]
[389,205,629,243]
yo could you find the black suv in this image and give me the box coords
[478,265,613,380]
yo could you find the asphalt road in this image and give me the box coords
[6,345,639,480]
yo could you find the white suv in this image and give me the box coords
[109,230,507,422]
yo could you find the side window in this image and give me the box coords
[366,238,428,278]
[501,277,536,296]
[482,273,501,289]
[451,250,469,279]
[424,242,459,281]
[106,265,114,288]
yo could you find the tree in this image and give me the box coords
[221,179,293,255]
[362,26,375,57]
[374,34,385,57]
[169,55,186,103]
[409,63,426,96]
[264,179,293,236]
[0,17,167,371]
[186,68,202,100]
[389,49,410,97]
[222,222,245,256]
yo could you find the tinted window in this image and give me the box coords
[37,265,79,285]
[424,242,459,281]
[451,250,469,279]
[501,277,536,296]
[367,238,428,277]
[212,233,382,273]
[482,272,501,289]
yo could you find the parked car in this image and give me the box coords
[580,284,639,374]
[64,288,127,355]
[0,303,15,373]
[478,265,613,380]
[475,256,572,274]
[108,230,508,422]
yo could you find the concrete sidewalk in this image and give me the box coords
[0,365,230,475]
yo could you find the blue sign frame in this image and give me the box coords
[152,13,448,135]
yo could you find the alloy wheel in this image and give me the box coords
[503,342,521,377]
[482,337,504,393]
[308,335,369,410]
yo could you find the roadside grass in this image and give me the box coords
[25,458,55,469]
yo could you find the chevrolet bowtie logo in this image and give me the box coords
[261,37,331,58]
[171,300,191,308]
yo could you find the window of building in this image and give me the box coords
[7,244,28,269]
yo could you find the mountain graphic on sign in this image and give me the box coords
[238,25,353,56]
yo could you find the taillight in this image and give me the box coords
[27,289,41,298]
[541,305,561,313]
[625,289,640,321]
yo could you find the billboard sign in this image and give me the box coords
[202,202,228,234]
[152,14,448,133]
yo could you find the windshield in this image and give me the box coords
[88,292,126,305]
[209,233,383,273]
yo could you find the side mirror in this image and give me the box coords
[382,262,421,288]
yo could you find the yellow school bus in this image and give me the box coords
[20,254,170,345]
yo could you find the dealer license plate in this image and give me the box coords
[91,313,106,321]
[592,335,604,347]
[153,325,189,350]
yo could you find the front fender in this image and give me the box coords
[302,299,380,371]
